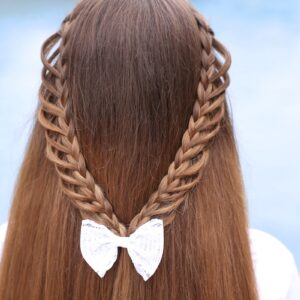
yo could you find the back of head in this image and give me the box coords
[0,0,258,299]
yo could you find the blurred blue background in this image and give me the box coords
[0,0,299,268]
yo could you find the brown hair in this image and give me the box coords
[0,0,258,299]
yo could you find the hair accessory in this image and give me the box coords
[80,218,164,281]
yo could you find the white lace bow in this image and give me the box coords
[80,218,164,281]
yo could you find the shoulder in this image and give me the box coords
[249,228,300,300]
[0,221,8,258]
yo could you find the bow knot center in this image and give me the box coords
[113,235,131,248]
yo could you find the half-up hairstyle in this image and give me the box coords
[38,2,231,236]
[0,0,258,299]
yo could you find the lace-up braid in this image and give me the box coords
[127,12,231,234]
[38,11,127,236]
[38,9,231,236]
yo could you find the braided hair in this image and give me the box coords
[38,4,231,237]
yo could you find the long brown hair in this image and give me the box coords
[0,0,258,299]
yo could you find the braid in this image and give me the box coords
[127,13,231,234]
[38,8,231,237]
[38,12,127,236]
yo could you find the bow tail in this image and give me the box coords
[82,246,119,278]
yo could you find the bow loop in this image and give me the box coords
[80,218,164,281]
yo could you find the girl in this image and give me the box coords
[0,0,299,299]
